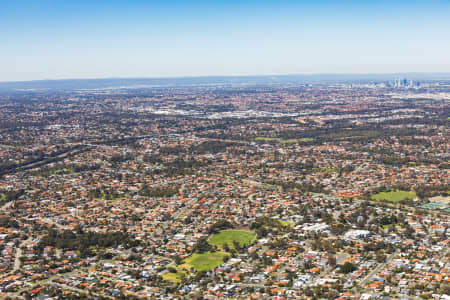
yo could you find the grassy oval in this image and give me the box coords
[209,229,256,249]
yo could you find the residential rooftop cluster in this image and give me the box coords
[0,81,448,299]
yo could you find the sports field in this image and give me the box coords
[162,271,186,283]
[208,230,256,248]
[180,252,228,271]
[371,190,416,202]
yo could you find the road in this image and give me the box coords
[337,253,350,265]
[12,237,32,273]
[49,281,115,299]
[0,236,33,282]
[0,146,90,176]
[40,218,71,230]
[7,266,115,299]
[155,183,193,236]
[0,200,14,212]
[310,252,349,285]
[358,249,399,287]
[0,132,187,177]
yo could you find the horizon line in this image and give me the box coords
[2,71,450,84]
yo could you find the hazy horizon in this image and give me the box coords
[3,71,450,84]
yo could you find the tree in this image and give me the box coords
[339,262,357,274]
[194,236,212,253]
[208,219,234,234]
[232,240,241,251]
[174,255,183,265]
[328,254,337,267]
[376,254,386,263]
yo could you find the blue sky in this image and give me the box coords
[1,0,450,81]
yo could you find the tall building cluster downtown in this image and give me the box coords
[391,78,420,88]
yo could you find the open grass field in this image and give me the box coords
[98,194,124,202]
[162,271,186,283]
[312,167,335,172]
[180,252,228,271]
[208,230,256,248]
[51,168,74,175]
[371,190,416,203]
[279,220,294,227]
[382,224,394,230]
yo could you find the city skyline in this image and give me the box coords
[2,0,450,81]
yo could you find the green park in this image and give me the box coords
[371,190,416,203]
[208,229,256,249]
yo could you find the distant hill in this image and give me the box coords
[1,73,450,91]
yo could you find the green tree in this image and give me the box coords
[339,262,357,274]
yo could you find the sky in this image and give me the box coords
[1,0,450,82]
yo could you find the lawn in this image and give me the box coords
[162,271,186,283]
[281,138,313,144]
[180,252,228,271]
[371,190,416,203]
[208,230,256,249]
[382,224,394,230]
[51,168,74,175]
[312,167,335,172]
[279,220,294,227]
[255,137,280,142]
